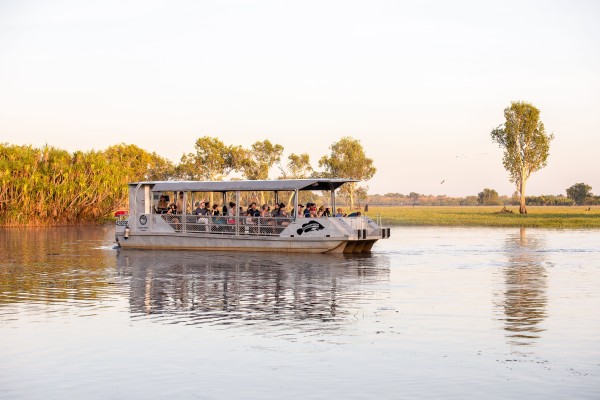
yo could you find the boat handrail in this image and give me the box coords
[158,214,293,236]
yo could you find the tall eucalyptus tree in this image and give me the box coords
[491,101,553,214]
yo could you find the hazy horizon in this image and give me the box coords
[1,0,599,197]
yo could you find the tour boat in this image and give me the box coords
[114,179,390,253]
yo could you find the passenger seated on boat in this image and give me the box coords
[156,195,169,213]
[323,207,331,217]
[211,204,226,225]
[244,210,254,229]
[175,192,184,214]
[276,203,290,227]
[259,204,274,231]
[293,204,304,218]
[247,202,260,218]
[195,202,209,227]
[165,203,181,230]
[244,210,259,234]
[335,208,343,217]
[347,211,361,217]
[226,202,236,224]
[303,203,311,217]
[260,204,270,217]
[317,206,325,217]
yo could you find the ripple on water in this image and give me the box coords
[1,226,600,399]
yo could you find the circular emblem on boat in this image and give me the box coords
[139,215,147,225]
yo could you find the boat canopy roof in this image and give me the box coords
[139,178,358,193]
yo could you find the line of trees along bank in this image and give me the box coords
[0,137,376,226]
[366,191,599,207]
[0,143,173,226]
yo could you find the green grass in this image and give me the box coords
[364,206,600,228]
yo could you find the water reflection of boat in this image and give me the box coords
[116,250,390,329]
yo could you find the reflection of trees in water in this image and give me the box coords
[0,226,115,305]
[497,227,548,347]
[117,251,389,329]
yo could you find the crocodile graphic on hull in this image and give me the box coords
[297,220,325,235]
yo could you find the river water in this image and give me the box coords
[0,226,599,399]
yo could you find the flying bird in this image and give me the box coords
[440,180,445,184]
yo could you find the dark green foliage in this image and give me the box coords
[478,188,503,206]
[566,183,593,205]
[319,137,376,208]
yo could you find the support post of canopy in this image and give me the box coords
[332,188,336,216]
[182,192,187,233]
[235,191,240,236]
[274,191,279,206]
[293,189,299,221]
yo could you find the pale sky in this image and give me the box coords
[1,0,599,196]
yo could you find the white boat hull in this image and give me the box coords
[116,231,348,253]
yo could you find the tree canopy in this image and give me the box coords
[239,140,284,181]
[491,101,553,214]
[280,153,313,179]
[279,153,314,207]
[318,136,376,208]
[477,188,502,206]
[177,137,243,181]
[566,183,593,205]
[104,143,173,182]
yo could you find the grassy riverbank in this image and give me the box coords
[366,206,600,228]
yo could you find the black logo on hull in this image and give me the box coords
[297,220,325,235]
[139,215,148,225]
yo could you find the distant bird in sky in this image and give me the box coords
[440,180,445,184]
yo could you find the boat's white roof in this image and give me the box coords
[134,178,358,192]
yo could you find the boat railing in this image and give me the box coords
[160,214,293,236]
[338,215,390,238]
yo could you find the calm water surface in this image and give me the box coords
[0,226,599,399]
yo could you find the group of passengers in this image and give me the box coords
[157,192,359,223]
[192,201,290,226]
[156,192,188,215]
